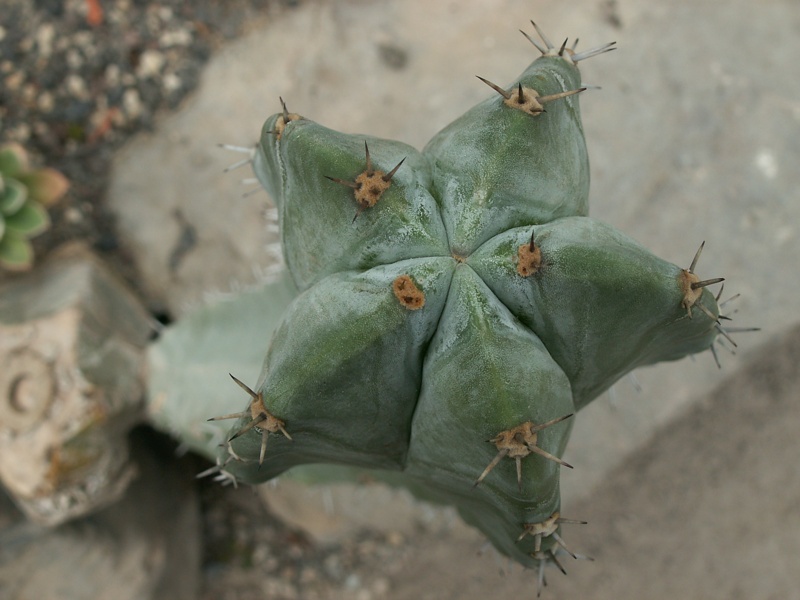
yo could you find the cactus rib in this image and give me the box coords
[148,17,756,587]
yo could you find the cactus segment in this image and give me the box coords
[253,117,450,290]
[404,265,574,566]
[679,240,726,320]
[468,217,720,409]
[424,54,589,256]
[221,257,455,481]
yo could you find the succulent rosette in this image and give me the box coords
[0,143,68,270]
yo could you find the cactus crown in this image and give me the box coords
[203,21,738,587]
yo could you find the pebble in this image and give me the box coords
[122,88,144,119]
[36,90,54,112]
[162,71,182,93]
[160,28,193,47]
[64,73,88,98]
[35,23,55,57]
[137,49,166,78]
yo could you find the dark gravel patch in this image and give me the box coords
[0,0,300,287]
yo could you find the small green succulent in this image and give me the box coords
[0,143,68,271]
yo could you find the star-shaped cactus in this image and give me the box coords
[0,143,68,270]
[205,22,732,573]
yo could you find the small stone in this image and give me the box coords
[105,63,121,87]
[64,73,88,98]
[21,83,37,105]
[123,88,144,119]
[344,573,361,590]
[386,531,405,546]
[64,206,83,224]
[7,122,31,143]
[37,91,55,113]
[159,28,192,48]
[372,578,391,595]
[4,71,24,92]
[162,71,182,93]
[66,48,83,70]
[137,49,165,78]
[300,566,319,584]
[264,579,298,599]
[323,554,342,579]
[35,23,56,58]
[73,31,95,56]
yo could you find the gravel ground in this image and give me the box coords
[0,0,295,290]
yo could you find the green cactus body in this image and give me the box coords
[209,25,723,571]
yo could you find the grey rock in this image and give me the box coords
[0,429,201,600]
[0,243,152,525]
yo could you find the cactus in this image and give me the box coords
[0,143,68,271]
[151,21,746,588]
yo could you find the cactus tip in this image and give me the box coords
[679,241,725,320]
[271,97,302,139]
[325,141,401,218]
[521,20,615,65]
[209,375,291,466]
